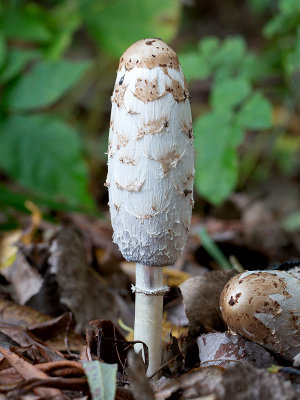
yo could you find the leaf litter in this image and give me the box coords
[0,199,299,399]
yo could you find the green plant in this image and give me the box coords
[179,36,273,205]
[0,0,180,219]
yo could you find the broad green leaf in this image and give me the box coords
[194,112,242,204]
[236,92,273,129]
[238,53,269,82]
[211,78,251,111]
[0,33,6,68]
[78,0,181,56]
[280,0,300,15]
[82,361,117,400]
[0,48,40,83]
[0,115,95,210]
[0,6,52,43]
[6,59,90,111]
[213,36,247,78]
[198,37,220,58]
[178,52,211,82]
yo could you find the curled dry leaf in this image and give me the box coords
[86,320,131,371]
[0,345,64,399]
[198,332,275,368]
[180,270,236,336]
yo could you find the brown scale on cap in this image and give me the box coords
[118,38,180,72]
[134,78,160,103]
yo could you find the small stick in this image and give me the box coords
[133,264,167,376]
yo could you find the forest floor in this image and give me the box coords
[0,174,300,399]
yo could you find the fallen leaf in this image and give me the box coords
[0,230,21,269]
[0,345,64,399]
[220,363,299,400]
[1,251,43,304]
[127,350,154,400]
[82,360,117,400]
[48,224,132,332]
[155,366,223,400]
[198,332,275,368]
[87,320,133,372]
[180,270,236,337]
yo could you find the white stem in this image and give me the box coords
[134,263,165,377]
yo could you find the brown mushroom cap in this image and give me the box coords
[220,270,300,360]
[118,38,180,72]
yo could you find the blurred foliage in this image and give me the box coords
[0,0,300,223]
[180,36,273,204]
[0,0,180,220]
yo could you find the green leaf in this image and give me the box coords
[198,37,220,59]
[78,0,181,56]
[82,361,117,400]
[198,228,232,270]
[238,53,269,82]
[279,0,300,15]
[211,78,251,111]
[0,6,52,43]
[178,51,211,82]
[6,59,90,111]
[194,112,242,204]
[213,36,247,79]
[236,92,273,129]
[0,32,6,69]
[0,48,40,83]
[284,27,300,76]
[0,115,95,210]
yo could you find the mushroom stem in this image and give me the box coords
[134,263,166,377]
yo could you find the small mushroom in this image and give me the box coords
[107,38,194,375]
[220,270,300,361]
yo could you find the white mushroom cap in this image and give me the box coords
[107,39,194,266]
[220,270,300,361]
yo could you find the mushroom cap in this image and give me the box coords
[220,270,300,360]
[107,39,194,266]
[118,38,180,72]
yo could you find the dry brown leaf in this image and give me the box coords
[127,350,154,400]
[155,363,299,400]
[155,366,223,400]
[48,224,133,332]
[1,251,43,304]
[180,270,236,336]
[198,332,275,368]
[0,300,84,352]
[220,363,299,400]
[0,230,21,270]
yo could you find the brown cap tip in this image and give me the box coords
[118,38,180,72]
